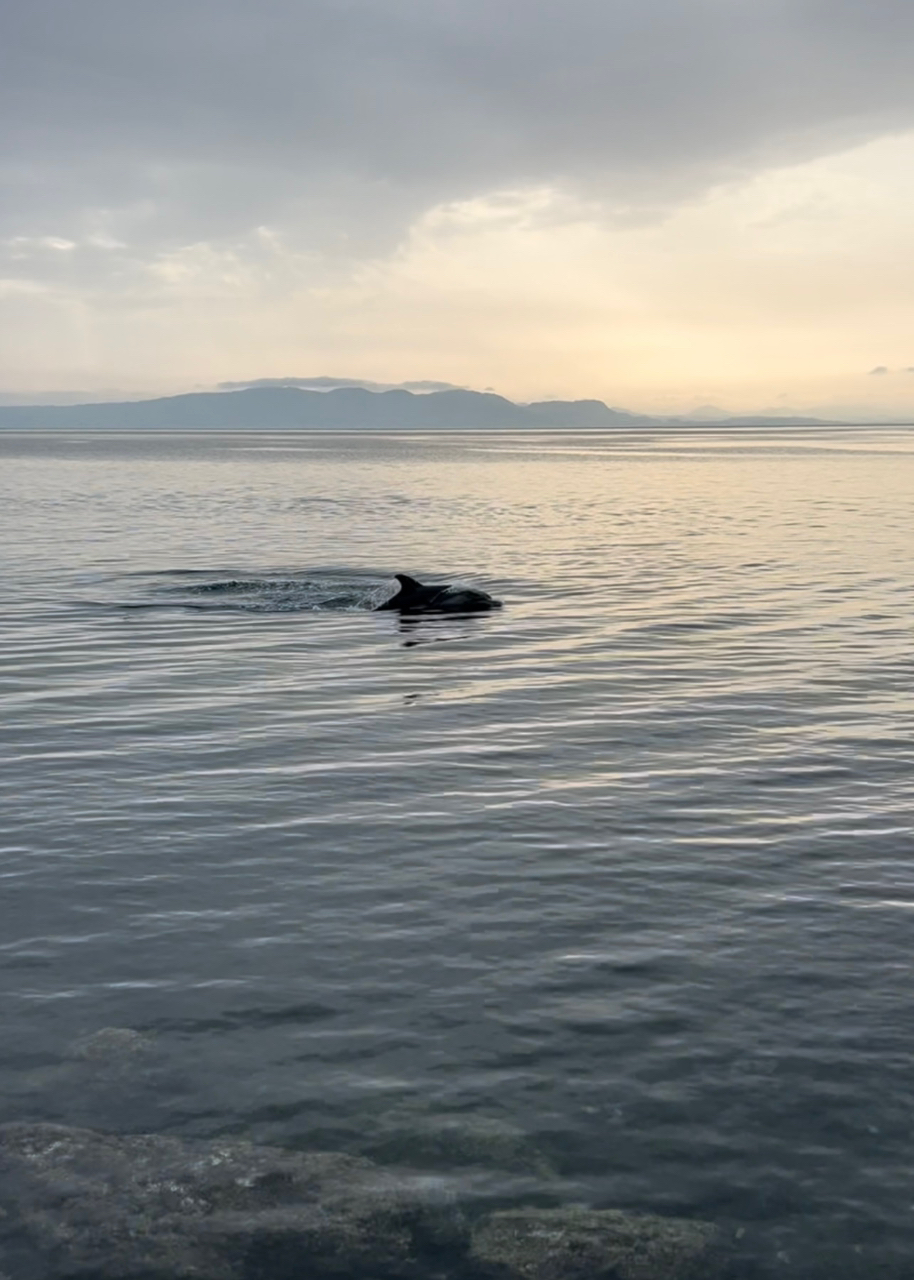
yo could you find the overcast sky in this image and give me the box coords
[3,0,914,414]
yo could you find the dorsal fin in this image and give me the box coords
[395,573,424,592]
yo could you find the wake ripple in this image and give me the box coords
[102,569,393,612]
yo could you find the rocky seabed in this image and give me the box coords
[0,1122,724,1280]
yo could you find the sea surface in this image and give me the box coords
[2,426,914,1278]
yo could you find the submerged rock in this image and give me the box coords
[470,1206,722,1280]
[368,1112,555,1177]
[0,1123,724,1280]
[66,1026,155,1063]
[18,1029,160,1120]
[0,1122,463,1280]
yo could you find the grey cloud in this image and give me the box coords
[401,380,468,393]
[218,377,465,392]
[4,0,914,258]
[869,366,889,375]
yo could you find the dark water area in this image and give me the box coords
[1,426,914,1278]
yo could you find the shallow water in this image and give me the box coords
[2,426,914,1278]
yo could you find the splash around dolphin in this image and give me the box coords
[376,573,502,614]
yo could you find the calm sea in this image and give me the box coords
[2,427,914,1278]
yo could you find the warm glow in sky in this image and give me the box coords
[3,0,914,417]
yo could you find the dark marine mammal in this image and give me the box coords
[376,573,502,613]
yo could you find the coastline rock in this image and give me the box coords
[0,1122,463,1280]
[470,1206,721,1280]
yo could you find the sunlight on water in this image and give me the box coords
[1,427,913,1279]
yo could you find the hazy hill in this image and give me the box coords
[0,386,651,429]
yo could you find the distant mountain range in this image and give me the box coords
[0,385,829,429]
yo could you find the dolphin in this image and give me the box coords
[376,573,502,613]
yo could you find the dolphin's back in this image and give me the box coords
[376,573,501,613]
[375,573,440,610]
[426,587,497,612]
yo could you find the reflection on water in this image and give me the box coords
[1,426,914,1279]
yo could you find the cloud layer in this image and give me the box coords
[6,0,914,247]
[4,0,914,408]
